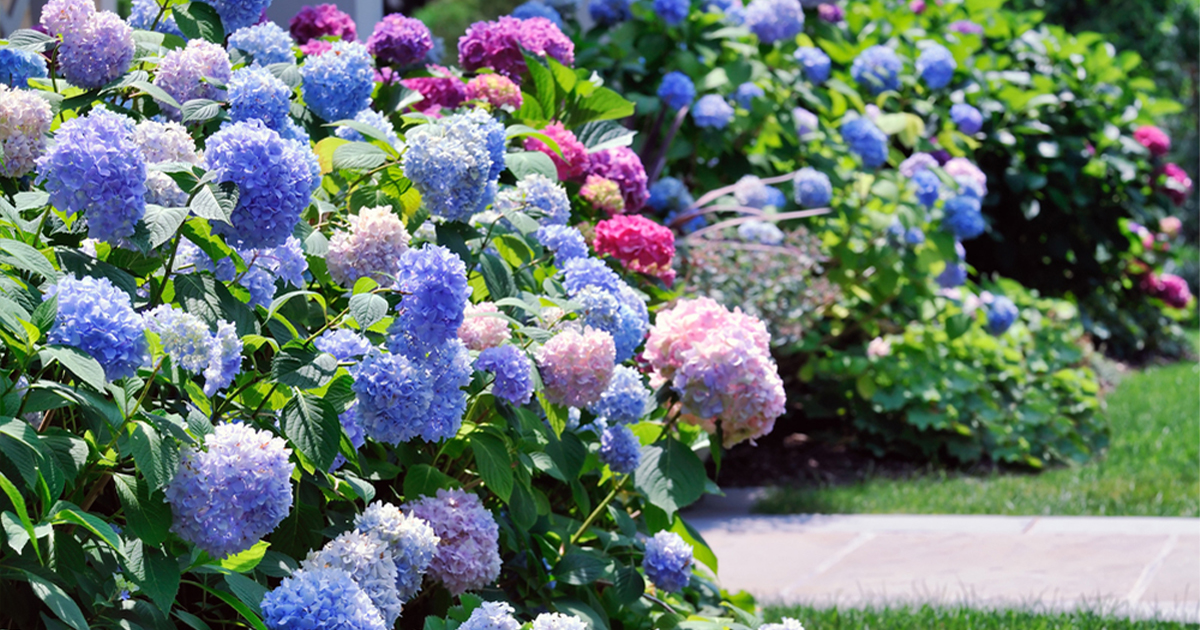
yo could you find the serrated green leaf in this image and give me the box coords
[280,393,340,471]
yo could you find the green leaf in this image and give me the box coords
[570,87,635,126]
[633,437,706,518]
[614,565,645,603]
[524,55,557,119]
[479,254,516,301]
[173,272,257,336]
[671,516,717,574]
[0,473,39,560]
[23,570,88,630]
[57,249,137,300]
[505,151,559,181]
[469,431,513,502]
[280,393,340,472]
[180,98,223,123]
[143,205,190,249]
[508,481,537,529]
[327,120,399,150]
[574,120,636,153]
[332,142,388,171]
[128,421,176,491]
[555,549,610,585]
[39,346,106,391]
[49,503,120,551]
[174,1,225,43]
[124,539,180,614]
[272,346,339,390]
[131,80,182,110]
[114,474,171,547]
[349,293,388,329]
[220,540,270,573]
[0,238,58,279]
[190,181,239,225]
[5,29,58,53]
[191,579,268,630]
[224,573,268,616]
[403,464,457,501]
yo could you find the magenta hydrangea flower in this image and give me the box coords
[152,40,231,119]
[593,214,676,283]
[406,489,502,595]
[1134,125,1170,157]
[524,121,589,180]
[368,14,433,67]
[401,65,469,113]
[587,147,649,212]
[537,327,616,408]
[457,16,574,81]
[326,206,411,286]
[458,302,511,351]
[290,3,357,44]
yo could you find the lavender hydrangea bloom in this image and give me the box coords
[950,103,984,134]
[912,169,940,207]
[943,194,986,239]
[354,351,434,445]
[589,365,651,425]
[916,43,956,89]
[128,0,182,35]
[643,531,694,592]
[49,275,147,380]
[203,120,318,249]
[206,0,271,34]
[733,82,763,108]
[537,225,589,262]
[600,424,641,473]
[239,266,278,309]
[165,423,294,559]
[647,177,693,213]
[153,40,231,119]
[658,71,696,111]
[302,531,403,627]
[745,0,804,43]
[145,305,214,373]
[391,245,471,353]
[316,329,373,361]
[512,1,563,28]
[587,147,649,211]
[261,567,387,630]
[301,41,375,122]
[937,262,968,288]
[460,602,521,630]
[793,167,833,208]
[794,47,831,83]
[851,45,902,94]
[36,108,146,242]
[41,0,93,35]
[0,49,48,87]
[841,116,889,168]
[948,20,983,35]
[407,489,502,595]
[506,174,571,225]
[414,338,473,442]
[368,14,434,67]
[133,119,199,207]
[691,94,734,129]
[476,344,535,404]
[354,502,440,602]
[0,85,52,178]
[228,22,295,66]
[246,236,309,288]
[203,321,243,396]
[899,152,938,177]
[229,65,292,130]
[793,106,819,137]
[58,12,135,89]
[403,109,506,221]
[986,296,1018,335]
[734,175,781,209]
[654,0,690,24]
[589,0,633,25]
[533,613,589,630]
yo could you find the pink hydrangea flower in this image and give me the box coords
[537,327,616,408]
[587,147,649,212]
[1160,216,1182,238]
[523,121,588,180]
[326,206,411,286]
[581,175,625,214]
[299,39,333,56]
[1156,273,1193,309]
[593,214,675,283]
[909,0,926,13]
[817,3,843,22]
[401,65,468,113]
[457,16,574,81]
[458,302,511,351]
[466,74,523,110]
[289,4,357,44]
[1134,125,1170,157]
[948,20,983,35]
[943,157,988,196]
[1162,163,1193,206]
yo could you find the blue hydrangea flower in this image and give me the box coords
[335,108,402,150]
[851,45,902,94]
[244,236,308,288]
[203,120,318,249]
[206,0,271,34]
[512,1,564,28]
[563,257,623,296]
[733,82,763,109]
[59,12,135,89]
[301,41,375,122]
[127,0,183,36]
[165,422,294,559]
[537,225,589,262]
[658,71,696,111]
[37,108,146,243]
[416,338,473,443]
[886,221,905,242]
[654,0,690,25]
[794,46,831,83]
[390,245,471,354]
[49,275,147,381]
[261,567,387,630]
[302,531,403,627]
[665,209,707,234]
[508,174,571,225]
[0,49,48,88]
[476,344,535,405]
[228,22,295,66]
[793,106,819,137]
[647,177,693,213]
[354,351,435,445]
[912,169,941,207]
[573,286,645,363]
[589,0,632,25]
[841,116,889,168]
[692,94,734,129]
[986,296,1018,335]
[937,262,967,288]
[643,531,694,592]
[916,43,956,89]
[153,39,231,119]
[745,0,803,43]
[950,103,983,135]
[600,424,641,474]
[943,194,985,239]
[459,601,521,630]
[905,227,925,245]
[589,365,651,425]
[403,109,506,222]
[738,219,785,244]
[316,329,373,361]
[239,266,277,310]
[330,402,366,471]
[229,65,292,130]
[145,305,214,373]
[793,167,832,208]
[354,502,440,603]
[203,321,243,396]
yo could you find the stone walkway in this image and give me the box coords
[684,489,1200,622]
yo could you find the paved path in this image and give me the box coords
[684,489,1200,622]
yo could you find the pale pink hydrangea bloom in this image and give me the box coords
[867,336,892,358]
[458,302,511,351]
[1160,216,1182,238]
[326,206,411,286]
[466,74,523,110]
[943,157,988,196]
[536,326,616,408]
[0,85,52,178]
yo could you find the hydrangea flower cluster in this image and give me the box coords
[165,423,294,559]
[744,0,804,44]
[644,297,785,446]
[794,167,833,208]
[899,152,938,177]
[0,84,52,178]
[841,116,889,168]
[335,108,402,148]
[49,275,148,381]
[203,119,318,249]
[228,22,296,66]
[407,489,502,595]
[944,157,988,197]
[643,531,694,592]
[262,567,386,630]
[302,531,403,627]
[647,177,694,214]
[738,220,785,244]
[354,501,441,602]
[524,122,589,180]
[794,106,819,136]
[951,103,983,134]
[49,1,135,90]
[392,245,472,353]
[327,207,411,286]
[572,286,646,363]
[654,0,690,24]
[1142,272,1193,308]
[1134,125,1170,157]
[916,44,956,89]
[290,3,358,44]
[818,3,844,22]
[590,0,633,25]
[513,1,564,28]
[505,174,571,225]
[587,147,649,211]
[476,344,535,404]
[127,0,182,36]
[1162,163,1193,205]
[316,328,374,361]
[794,47,831,83]
[537,327,617,408]
[145,305,216,372]
[733,82,764,108]
[911,169,940,207]
[301,41,375,122]
[204,322,244,396]
[460,601,521,630]
[457,16,575,80]
[735,175,786,209]
[466,74,524,110]
[401,65,469,112]
[593,214,676,282]
[589,365,651,425]
[948,19,983,34]
[943,194,986,239]
[533,613,590,630]
[404,108,506,221]
[153,40,231,119]
[537,225,589,262]
[229,66,292,130]
[985,296,1019,335]
[599,424,642,473]
[0,49,47,88]
[353,351,434,445]
[691,94,735,129]
[368,14,434,67]
[563,256,623,295]
[132,119,199,207]
[658,71,696,111]
[37,108,146,242]
[581,175,626,214]
[459,302,511,351]
[851,45,902,94]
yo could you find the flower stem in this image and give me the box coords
[569,475,628,546]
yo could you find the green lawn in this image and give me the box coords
[756,334,1200,517]
[763,604,1197,629]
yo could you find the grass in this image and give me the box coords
[756,333,1200,517]
[763,604,1198,629]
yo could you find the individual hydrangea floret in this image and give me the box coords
[145,306,214,373]
[460,601,521,630]
[301,41,375,122]
[49,275,147,380]
[302,531,403,627]
[841,116,889,168]
[537,327,617,408]
[744,0,804,44]
[165,423,294,559]
[589,0,633,26]
[403,109,506,221]
[458,302,511,351]
[524,122,589,180]
[793,167,833,208]
[654,0,690,25]
[658,71,696,111]
[533,613,589,630]
[457,16,575,81]
[733,82,764,109]
[912,169,941,207]
[466,74,524,110]
[589,365,651,425]
[476,344,535,405]
[401,65,469,113]
[0,49,47,88]
[594,214,676,282]
[793,106,819,137]
[738,220,785,245]
[599,424,641,473]
[261,567,386,630]
[581,175,626,214]
[0,85,52,178]
[354,502,441,603]
[327,206,411,286]
[587,147,649,211]
[153,40,231,119]
[229,65,292,130]
[36,108,146,242]
[58,11,135,89]
[986,296,1018,335]
[851,45,902,94]
[513,1,564,28]
[643,531,694,592]
[1134,125,1170,157]
[537,225,589,262]
[407,489,502,595]
[691,94,735,129]
[793,47,831,83]
[368,14,434,67]
[316,328,374,361]
[228,22,295,66]
[943,194,986,239]
[289,3,357,44]
[951,103,983,134]
[916,43,956,89]
[392,245,472,353]
[647,177,694,214]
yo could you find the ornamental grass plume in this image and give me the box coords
[458,302,511,351]
[153,40,231,119]
[354,502,441,602]
[475,344,535,404]
[744,0,804,43]
[402,109,506,221]
[300,41,375,122]
[0,84,52,178]
[593,214,676,282]
[599,424,641,473]
[228,22,296,66]
[642,531,694,592]
[302,531,403,627]
[289,3,357,44]
[851,45,902,94]
[537,327,617,408]
[691,94,734,129]
[406,488,502,595]
[368,14,434,67]
[326,206,411,286]
[49,274,147,380]
[587,147,649,211]
[165,423,294,559]
[458,16,574,80]
[524,122,589,180]
[916,43,956,89]
[589,365,651,425]
[261,567,387,630]
[793,47,831,83]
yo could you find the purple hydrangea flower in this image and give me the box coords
[316,328,373,361]
[49,274,147,381]
[950,103,983,134]
[573,285,647,363]
[354,502,440,602]
[793,106,819,137]
[655,0,690,24]
[40,0,92,35]
[207,0,271,34]
[587,147,649,212]
[153,39,231,119]
[589,0,632,24]
[899,152,938,177]
[476,344,535,404]
[203,321,243,396]
[368,14,434,67]
[390,245,471,354]
[261,567,386,630]
[916,43,956,89]
[691,94,734,129]
[817,2,843,22]
[301,41,375,122]
[500,174,571,225]
[407,489,502,595]
[851,45,902,94]
[841,116,889,168]
[737,219,784,244]
[734,175,783,209]
[647,177,693,213]
[460,602,521,630]
[58,11,135,89]
[128,0,183,36]
[335,109,401,149]
[643,531,694,592]
[905,227,925,245]
[562,257,623,296]
[793,47,831,83]
[290,4,357,44]
[353,351,434,445]
[145,305,214,373]
[745,0,803,43]
[938,262,968,288]
[600,424,641,473]
[948,20,983,35]
[0,85,52,178]
[457,16,574,81]
[733,82,763,108]
[658,71,696,111]
[912,169,941,207]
